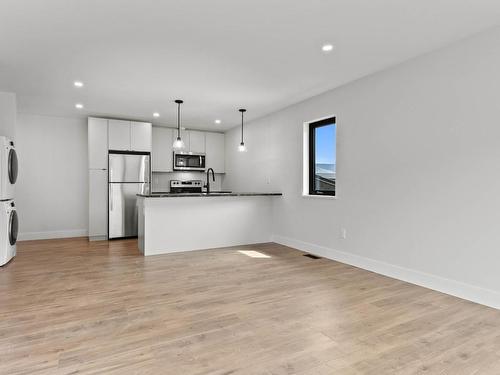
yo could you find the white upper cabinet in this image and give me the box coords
[108,119,152,151]
[152,127,173,172]
[88,117,108,169]
[108,119,131,150]
[180,128,190,150]
[151,127,223,172]
[188,130,205,153]
[205,132,225,173]
[131,121,152,152]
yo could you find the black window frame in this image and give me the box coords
[309,117,336,196]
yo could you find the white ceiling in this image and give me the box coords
[1,0,500,130]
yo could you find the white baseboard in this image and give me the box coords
[88,235,107,242]
[18,229,88,241]
[272,234,500,310]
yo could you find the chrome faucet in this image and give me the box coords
[204,168,215,194]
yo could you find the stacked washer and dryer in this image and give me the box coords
[0,136,18,266]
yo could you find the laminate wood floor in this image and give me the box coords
[1,238,500,374]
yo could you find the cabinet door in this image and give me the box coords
[188,130,205,153]
[131,121,152,151]
[180,128,190,151]
[89,169,108,238]
[152,127,173,172]
[108,119,131,150]
[88,118,108,169]
[205,132,225,173]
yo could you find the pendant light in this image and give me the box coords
[173,99,185,151]
[238,108,247,152]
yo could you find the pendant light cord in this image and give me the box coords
[175,99,183,138]
[239,108,246,144]
[177,102,181,138]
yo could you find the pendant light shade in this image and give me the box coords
[173,99,185,151]
[173,137,185,150]
[238,108,247,152]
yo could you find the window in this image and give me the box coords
[307,117,336,196]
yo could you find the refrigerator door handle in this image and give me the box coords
[110,185,114,211]
[144,156,150,183]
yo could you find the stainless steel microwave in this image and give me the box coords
[173,152,206,171]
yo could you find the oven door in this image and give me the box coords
[174,153,206,171]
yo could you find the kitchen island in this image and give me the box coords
[137,192,282,256]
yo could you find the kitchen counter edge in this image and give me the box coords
[137,192,283,198]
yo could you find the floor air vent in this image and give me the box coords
[303,254,321,259]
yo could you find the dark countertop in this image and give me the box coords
[137,192,283,198]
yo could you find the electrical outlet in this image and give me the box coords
[340,228,347,239]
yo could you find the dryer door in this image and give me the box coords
[9,210,18,246]
[8,149,18,185]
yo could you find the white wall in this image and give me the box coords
[0,92,17,140]
[224,27,500,308]
[16,114,88,240]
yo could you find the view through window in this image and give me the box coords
[309,117,336,196]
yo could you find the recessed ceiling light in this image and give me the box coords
[74,81,84,87]
[153,112,160,118]
[214,119,221,124]
[75,103,83,109]
[321,44,334,53]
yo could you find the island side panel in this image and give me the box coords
[142,196,274,256]
[137,197,145,254]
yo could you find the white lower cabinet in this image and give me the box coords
[89,169,108,240]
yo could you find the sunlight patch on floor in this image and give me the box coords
[238,250,271,258]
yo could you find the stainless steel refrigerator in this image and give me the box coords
[108,151,150,239]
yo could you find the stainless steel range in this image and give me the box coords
[170,180,203,194]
